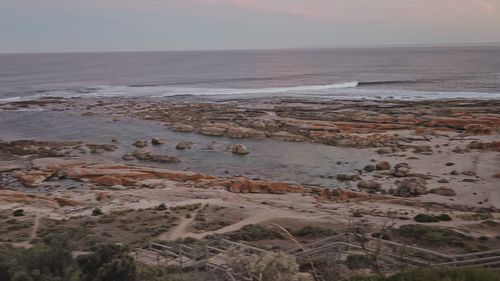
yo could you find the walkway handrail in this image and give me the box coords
[438,256,500,267]
[288,232,453,261]
[294,241,434,266]
[137,232,500,273]
[453,249,500,259]
[220,239,271,255]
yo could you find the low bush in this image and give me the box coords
[294,226,332,238]
[12,209,24,217]
[171,203,202,212]
[352,267,500,281]
[92,208,103,216]
[394,224,471,247]
[414,213,452,223]
[437,214,452,221]
[156,203,167,211]
[227,224,283,241]
[414,214,439,223]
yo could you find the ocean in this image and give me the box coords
[1,46,500,102]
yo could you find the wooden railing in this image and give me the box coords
[134,232,500,276]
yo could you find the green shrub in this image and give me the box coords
[0,236,137,281]
[77,243,136,281]
[171,203,201,212]
[414,214,452,223]
[12,209,25,217]
[437,214,452,221]
[414,214,439,223]
[352,267,500,281]
[227,224,283,241]
[394,224,471,246]
[92,208,103,216]
[294,226,332,238]
[11,271,32,281]
[156,203,167,211]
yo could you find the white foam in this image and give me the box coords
[68,82,360,98]
[2,82,500,102]
[302,88,500,101]
[0,96,22,103]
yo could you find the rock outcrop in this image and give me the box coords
[133,140,147,147]
[226,126,266,139]
[376,161,391,171]
[0,190,80,208]
[199,126,227,136]
[176,141,193,150]
[170,124,194,132]
[392,163,411,177]
[151,137,166,145]
[390,178,427,197]
[218,178,308,194]
[464,124,492,135]
[336,174,361,181]
[231,144,249,155]
[357,180,381,190]
[429,187,456,197]
[13,170,54,187]
[467,141,500,152]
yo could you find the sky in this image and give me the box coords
[1,0,500,53]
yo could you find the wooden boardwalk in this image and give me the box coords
[132,232,500,280]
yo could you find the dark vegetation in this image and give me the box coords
[226,224,283,241]
[0,232,135,281]
[12,209,25,217]
[352,267,500,281]
[393,224,472,247]
[36,208,178,250]
[414,214,452,223]
[294,226,333,238]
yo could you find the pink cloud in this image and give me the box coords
[480,0,497,14]
[42,0,500,24]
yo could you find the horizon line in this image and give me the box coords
[1,41,500,55]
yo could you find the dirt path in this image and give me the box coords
[158,211,199,241]
[29,212,40,241]
[174,209,322,240]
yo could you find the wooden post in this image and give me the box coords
[179,246,183,268]
[205,246,210,271]
[347,232,351,252]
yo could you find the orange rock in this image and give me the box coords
[0,190,80,208]
[96,192,113,202]
[464,124,493,135]
[53,197,80,207]
[77,166,211,186]
[93,175,123,186]
[13,170,54,187]
[222,178,307,194]
[467,141,500,152]
[316,188,383,203]
[424,117,493,130]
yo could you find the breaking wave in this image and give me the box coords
[1,81,500,103]
[0,82,358,102]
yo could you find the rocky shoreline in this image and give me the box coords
[0,97,499,254]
